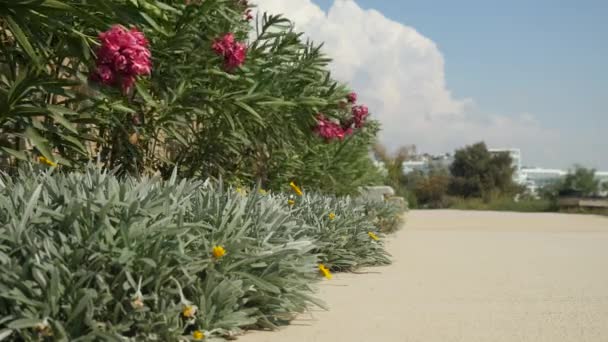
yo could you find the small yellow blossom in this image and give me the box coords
[35,320,53,337]
[318,264,332,280]
[328,212,336,221]
[287,199,295,206]
[212,245,226,259]
[290,181,303,196]
[131,296,145,310]
[38,156,57,167]
[236,187,246,195]
[258,188,267,195]
[368,232,380,241]
[182,305,197,318]
[192,330,205,340]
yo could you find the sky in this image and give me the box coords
[253,0,608,169]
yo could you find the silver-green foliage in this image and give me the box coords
[0,167,399,340]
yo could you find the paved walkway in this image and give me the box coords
[239,210,608,342]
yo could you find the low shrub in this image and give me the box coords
[0,167,403,340]
[448,196,555,213]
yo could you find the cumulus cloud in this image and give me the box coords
[254,0,558,164]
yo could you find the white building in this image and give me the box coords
[402,160,428,174]
[402,154,453,175]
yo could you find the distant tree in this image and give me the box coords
[449,142,515,199]
[559,166,599,196]
[373,144,411,196]
[414,173,451,208]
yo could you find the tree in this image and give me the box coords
[559,166,599,196]
[449,142,515,199]
[414,173,450,208]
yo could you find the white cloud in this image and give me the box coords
[254,0,559,164]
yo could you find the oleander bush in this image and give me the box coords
[0,0,382,195]
[0,167,402,340]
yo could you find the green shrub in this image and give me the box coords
[0,167,402,340]
[361,198,406,234]
[448,196,554,213]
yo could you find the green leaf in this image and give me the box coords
[110,103,136,114]
[40,0,74,10]
[135,82,158,108]
[25,127,53,160]
[0,147,28,161]
[7,318,41,329]
[139,12,168,36]
[234,101,264,126]
[48,106,78,134]
[5,17,40,66]
[0,329,13,341]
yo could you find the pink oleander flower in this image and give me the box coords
[92,25,152,93]
[347,92,357,104]
[314,114,348,141]
[352,105,369,128]
[213,33,247,70]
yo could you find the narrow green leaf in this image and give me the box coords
[25,127,53,160]
[0,147,28,161]
[234,101,264,125]
[5,17,40,66]
[7,318,41,329]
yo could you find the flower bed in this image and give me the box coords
[0,167,404,340]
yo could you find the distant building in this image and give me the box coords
[597,172,608,196]
[519,168,567,195]
[521,168,567,186]
[402,153,453,175]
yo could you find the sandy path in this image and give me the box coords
[239,210,608,342]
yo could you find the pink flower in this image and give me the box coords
[113,54,128,71]
[212,33,235,55]
[245,9,254,21]
[226,42,247,69]
[93,65,115,85]
[212,33,247,70]
[314,114,348,141]
[129,27,149,47]
[92,25,152,93]
[352,105,369,128]
[347,92,357,104]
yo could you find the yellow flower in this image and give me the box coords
[182,305,197,318]
[192,330,205,340]
[328,212,336,220]
[258,188,267,195]
[38,156,57,167]
[35,320,53,337]
[318,264,332,280]
[368,232,380,241]
[212,245,226,259]
[287,199,295,206]
[236,187,246,195]
[131,296,145,310]
[290,181,303,196]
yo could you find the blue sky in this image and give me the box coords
[256,0,608,169]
